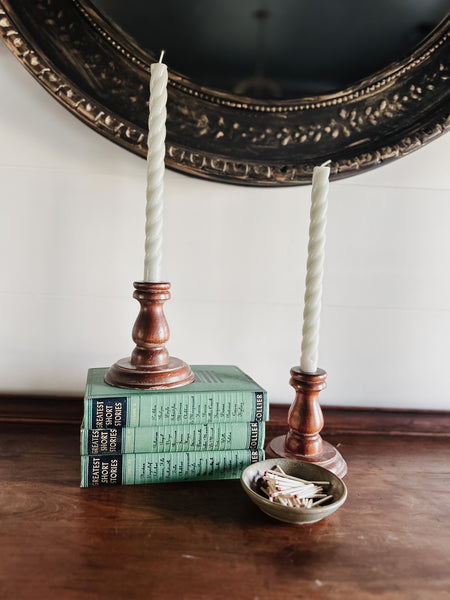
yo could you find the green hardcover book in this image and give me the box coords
[80,449,264,487]
[84,365,268,428]
[80,421,265,455]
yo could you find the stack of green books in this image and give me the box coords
[80,365,268,487]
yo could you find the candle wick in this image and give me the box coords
[158,50,166,63]
[320,159,331,167]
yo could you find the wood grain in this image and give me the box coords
[0,419,449,599]
[2,395,449,436]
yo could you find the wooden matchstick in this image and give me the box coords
[311,495,334,507]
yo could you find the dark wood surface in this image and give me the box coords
[1,412,449,599]
[2,394,450,435]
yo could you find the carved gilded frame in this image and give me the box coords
[1,0,449,186]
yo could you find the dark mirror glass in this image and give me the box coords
[92,0,449,98]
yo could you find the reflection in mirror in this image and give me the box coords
[93,0,449,98]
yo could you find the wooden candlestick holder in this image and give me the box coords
[105,281,195,390]
[267,367,347,477]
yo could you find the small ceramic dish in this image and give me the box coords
[241,457,347,524]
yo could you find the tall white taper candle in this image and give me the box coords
[144,51,168,282]
[300,163,330,373]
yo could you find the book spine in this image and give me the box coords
[80,422,265,455]
[84,391,268,429]
[80,449,264,487]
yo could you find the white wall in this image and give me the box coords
[1,43,449,409]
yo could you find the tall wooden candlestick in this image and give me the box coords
[105,282,194,389]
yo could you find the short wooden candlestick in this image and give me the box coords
[105,281,195,390]
[267,367,347,477]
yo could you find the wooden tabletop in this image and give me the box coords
[0,416,449,599]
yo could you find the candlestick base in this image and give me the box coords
[267,436,347,478]
[105,281,195,390]
[105,355,194,390]
[266,367,347,478]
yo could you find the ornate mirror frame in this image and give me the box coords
[1,0,449,186]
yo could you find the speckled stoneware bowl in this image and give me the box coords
[241,458,347,524]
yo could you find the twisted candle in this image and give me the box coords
[144,52,168,282]
[300,165,330,373]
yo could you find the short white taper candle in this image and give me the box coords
[144,51,168,282]
[300,164,330,373]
